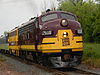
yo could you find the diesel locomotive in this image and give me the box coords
[0,11,83,68]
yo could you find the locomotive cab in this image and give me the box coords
[39,11,82,38]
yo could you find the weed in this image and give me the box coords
[0,55,6,62]
[82,43,100,67]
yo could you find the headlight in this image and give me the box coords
[60,19,68,27]
[63,32,68,37]
[42,30,52,35]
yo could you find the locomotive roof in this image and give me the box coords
[9,17,37,33]
[9,27,18,33]
[18,17,36,29]
[9,11,76,33]
[40,11,76,17]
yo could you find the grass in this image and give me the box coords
[82,43,100,68]
[0,55,6,62]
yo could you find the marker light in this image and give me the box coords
[77,29,82,35]
[42,30,52,35]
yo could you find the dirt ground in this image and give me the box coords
[0,62,29,75]
[0,54,53,75]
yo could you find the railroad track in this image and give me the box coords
[54,67,99,75]
[74,67,100,75]
[1,53,100,75]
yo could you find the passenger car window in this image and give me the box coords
[41,14,58,22]
[61,13,76,20]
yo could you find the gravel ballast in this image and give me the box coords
[0,54,54,75]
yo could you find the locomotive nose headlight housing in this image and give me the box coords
[42,30,52,35]
[61,19,68,27]
[77,29,82,35]
[63,32,68,37]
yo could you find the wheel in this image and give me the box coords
[33,52,39,63]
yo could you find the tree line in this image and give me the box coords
[58,0,100,43]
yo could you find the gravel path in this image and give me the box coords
[0,54,54,75]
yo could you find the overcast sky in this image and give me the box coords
[0,0,58,36]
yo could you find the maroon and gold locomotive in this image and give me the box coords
[0,11,83,68]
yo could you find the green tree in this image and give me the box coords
[4,31,8,37]
[96,0,100,3]
[59,0,100,43]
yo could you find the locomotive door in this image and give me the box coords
[34,18,40,51]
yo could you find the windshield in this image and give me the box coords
[41,14,58,22]
[61,13,76,20]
